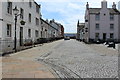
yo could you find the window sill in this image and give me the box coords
[110,20,114,21]
[95,29,100,30]
[36,25,39,26]
[5,37,12,40]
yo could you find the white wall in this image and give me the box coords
[0,1,2,39]
[0,0,41,52]
[89,8,119,40]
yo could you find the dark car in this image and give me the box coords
[108,42,115,48]
[64,37,70,40]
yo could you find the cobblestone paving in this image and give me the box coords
[37,39,118,78]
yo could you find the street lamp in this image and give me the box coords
[13,6,21,52]
[13,6,19,15]
[13,6,20,52]
[13,6,25,52]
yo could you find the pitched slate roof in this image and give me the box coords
[108,8,120,14]
[88,8,120,14]
[89,8,101,14]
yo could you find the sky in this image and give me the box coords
[35,0,119,33]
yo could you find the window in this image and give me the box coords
[29,13,31,22]
[28,29,31,38]
[42,26,43,31]
[96,24,99,30]
[95,14,100,20]
[7,2,12,14]
[35,30,39,37]
[36,18,39,25]
[110,33,114,39]
[20,8,24,19]
[110,24,114,30]
[29,0,32,8]
[110,14,114,21]
[95,33,99,39]
[7,24,12,37]
[36,5,39,13]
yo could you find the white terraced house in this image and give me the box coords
[40,18,58,39]
[84,0,120,43]
[118,1,120,11]
[0,0,41,54]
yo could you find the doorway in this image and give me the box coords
[20,27,23,46]
[103,33,106,41]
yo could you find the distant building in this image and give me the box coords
[40,18,61,38]
[61,25,64,38]
[76,20,85,41]
[64,33,76,39]
[84,0,120,43]
[50,19,64,38]
[41,18,64,39]
[41,18,51,38]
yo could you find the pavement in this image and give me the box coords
[1,40,62,78]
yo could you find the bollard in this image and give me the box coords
[113,42,115,49]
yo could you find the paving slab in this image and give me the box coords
[2,40,63,78]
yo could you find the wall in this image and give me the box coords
[89,8,119,41]
[0,0,41,53]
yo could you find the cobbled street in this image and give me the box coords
[2,39,118,78]
[37,39,118,78]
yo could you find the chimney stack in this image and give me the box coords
[112,2,116,9]
[101,0,107,9]
[86,2,89,9]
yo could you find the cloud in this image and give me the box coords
[68,3,81,10]
[35,0,119,33]
[35,0,118,3]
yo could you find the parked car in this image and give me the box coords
[96,40,101,44]
[64,37,70,40]
[108,42,115,48]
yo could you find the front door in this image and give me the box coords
[20,27,23,46]
[103,33,106,41]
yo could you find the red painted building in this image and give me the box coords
[61,25,64,38]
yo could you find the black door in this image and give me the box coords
[103,33,106,41]
[20,27,23,46]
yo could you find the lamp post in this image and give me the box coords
[13,6,25,52]
[13,6,20,52]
